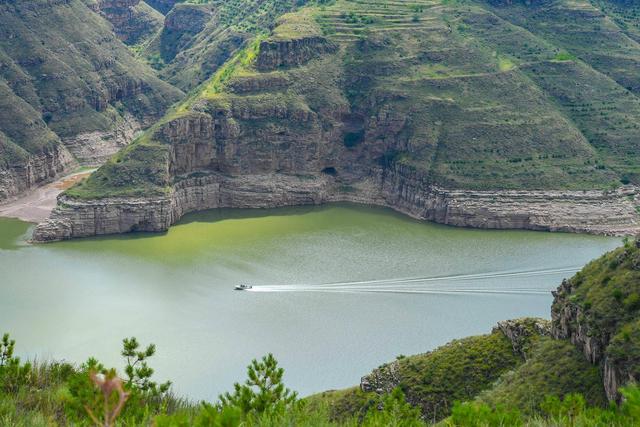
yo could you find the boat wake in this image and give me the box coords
[246,266,580,296]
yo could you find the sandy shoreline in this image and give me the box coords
[0,170,94,223]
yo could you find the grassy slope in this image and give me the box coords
[69,0,640,200]
[553,240,640,380]
[310,330,523,423]
[0,0,182,151]
[478,337,607,414]
[144,0,313,91]
[311,326,608,423]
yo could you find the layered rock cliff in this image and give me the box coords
[256,36,338,70]
[34,2,640,240]
[34,168,640,241]
[0,142,76,202]
[551,240,640,401]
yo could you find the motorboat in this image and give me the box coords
[234,284,252,291]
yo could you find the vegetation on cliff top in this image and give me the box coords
[67,0,640,201]
[142,0,318,90]
[478,338,607,413]
[552,237,640,389]
[2,326,640,427]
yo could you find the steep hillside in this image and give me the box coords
[143,0,313,91]
[91,0,165,45]
[0,0,182,201]
[35,0,640,240]
[552,238,640,401]
[313,318,607,423]
[144,0,179,15]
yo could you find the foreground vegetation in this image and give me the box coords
[1,330,639,426]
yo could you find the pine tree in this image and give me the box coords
[219,353,297,415]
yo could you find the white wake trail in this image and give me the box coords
[245,266,577,296]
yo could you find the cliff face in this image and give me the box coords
[256,36,338,70]
[0,144,76,201]
[33,168,640,241]
[96,0,164,45]
[160,4,217,62]
[551,241,640,401]
[34,2,640,240]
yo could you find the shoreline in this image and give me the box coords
[0,169,94,223]
[30,172,640,242]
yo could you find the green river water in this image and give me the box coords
[0,204,621,401]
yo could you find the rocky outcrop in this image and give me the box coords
[360,360,401,394]
[493,318,550,359]
[227,73,290,94]
[551,275,637,402]
[256,36,339,70]
[0,145,76,202]
[62,114,142,166]
[96,0,164,45]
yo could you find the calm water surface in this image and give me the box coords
[0,204,621,401]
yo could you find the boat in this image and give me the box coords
[234,284,252,291]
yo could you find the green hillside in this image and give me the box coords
[0,0,182,200]
[141,0,313,90]
[70,0,640,201]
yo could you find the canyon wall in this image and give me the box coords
[0,145,76,202]
[31,9,640,241]
[32,168,640,241]
[96,0,163,45]
[552,272,640,402]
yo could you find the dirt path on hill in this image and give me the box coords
[0,170,95,223]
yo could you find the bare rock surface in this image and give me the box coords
[62,114,142,166]
[32,170,640,242]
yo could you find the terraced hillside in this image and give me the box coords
[34,0,640,240]
[0,0,183,201]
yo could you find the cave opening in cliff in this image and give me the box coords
[321,167,337,176]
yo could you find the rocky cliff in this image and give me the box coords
[0,143,76,202]
[32,169,640,241]
[159,3,218,62]
[256,36,338,70]
[34,2,640,240]
[551,240,640,401]
[96,0,164,45]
